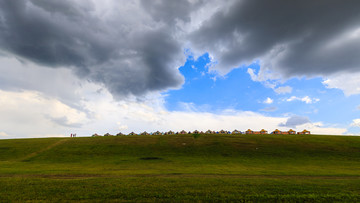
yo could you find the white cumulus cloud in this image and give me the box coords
[286,96,320,104]
[295,122,347,135]
[274,86,292,94]
[263,97,273,104]
[323,72,360,96]
[351,119,360,127]
[0,90,89,138]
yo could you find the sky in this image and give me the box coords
[0,0,360,139]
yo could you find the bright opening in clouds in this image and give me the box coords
[264,98,273,104]
[0,0,359,138]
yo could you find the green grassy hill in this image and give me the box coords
[1,134,360,202]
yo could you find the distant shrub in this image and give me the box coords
[139,157,162,160]
[193,133,200,139]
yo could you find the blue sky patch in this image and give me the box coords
[164,53,360,134]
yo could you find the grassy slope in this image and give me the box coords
[1,134,360,202]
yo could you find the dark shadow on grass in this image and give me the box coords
[139,157,162,160]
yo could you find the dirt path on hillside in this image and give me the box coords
[19,139,69,162]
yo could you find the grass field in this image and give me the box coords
[1,134,360,202]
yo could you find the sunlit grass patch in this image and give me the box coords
[0,134,360,201]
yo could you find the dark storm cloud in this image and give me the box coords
[90,29,184,97]
[140,0,192,24]
[279,115,310,128]
[1,0,360,98]
[0,0,186,97]
[0,0,113,70]
[30,0,93,19]
[190,0,360,76]
[140,0,205,25]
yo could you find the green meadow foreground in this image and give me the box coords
[1,134,360,202]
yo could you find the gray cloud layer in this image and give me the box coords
[0,0,359,98]
[191,0,360,76]
[0,0,189,97]
[280,115,310,128]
